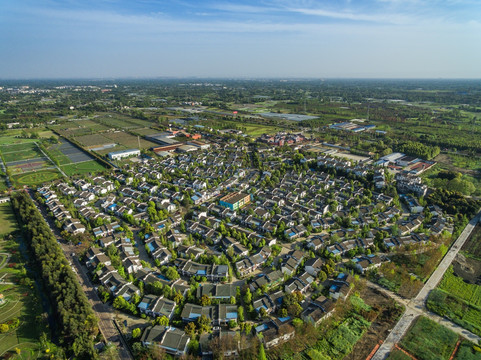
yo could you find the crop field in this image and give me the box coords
[0,209,45,359]
[454,342,481,360]
[132,127,161,136]
[1,143,42,163]
[52,119,110,137]
[0,136,36,146]
[0,203,17,236]
[61,160,107,176]
[53,139,94,163]
[438,266,481,307]
[101,131,158,150]
[399,316,459,360]
[10,169,62,187]
[427,288,481,337]
[93,113,153,129]
[7,159,51,175]
[73,133,112,148]
[462,225,481,261]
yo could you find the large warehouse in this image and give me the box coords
[108,149,141,160]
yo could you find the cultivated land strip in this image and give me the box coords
[372,209,481,360]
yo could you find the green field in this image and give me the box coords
[0,136,36,146]
[10,169,62,187]
[0,209,46,359]
[0,203,17,236]
[387,349,412,360]
[438,266,481,307]
[45,144,73,165]
[426,265,481,337]
[399,316,459,360]
[1,143,42,163]
[455,342,481,360]
[61,160,107,175]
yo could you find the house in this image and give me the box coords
[196,283,237,301]
[219,192,251,211]
[138,295,176,319]
[255,320,295,349]
[63,218,86,234]
[141,325,190,356]
[304,258,324,276]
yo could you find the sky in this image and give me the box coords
[1,0,481,79]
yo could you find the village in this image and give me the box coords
[32,127,454,358]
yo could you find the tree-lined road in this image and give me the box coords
[28,190,132,360]
[372,209,481,360]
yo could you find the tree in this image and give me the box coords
[132,327,141,339]
[185,322,196,337]
[153,316,169,326]
[200,294,211,306]
[258,343,267,360]
[197,314,211,334]
[243,288,252,304]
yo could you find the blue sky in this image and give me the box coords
[1,0,480,79]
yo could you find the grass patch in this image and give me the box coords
[399,316,458,360]
[0,203,17,236]
[11,169,62,187]
[61,160,107,176]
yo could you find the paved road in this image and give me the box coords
[372,209,481,360]
[28,191,132,360]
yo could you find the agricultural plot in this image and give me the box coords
[426,238,481,338]
[73,133,112,149]
[427,288,481,337]
[0,203,17,236]
[10,169,62,187]
[61,160,107,176]
[0,143,54,179]
[0,207,45,359]
[51,119,110,137]
[1,143,42,163]
[398,316,459,360]
[54,139,94,163]
[132,127,161,136]
[439,266,481,307]
[93,113,153,129]
[93,131,158,155]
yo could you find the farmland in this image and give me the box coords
[0,204,46,359]
[426,247,481,337]
[10,169,62,187]
[397,316,459,360]
[0,203,18,235]
[93,113,153,129]
[1,143,42,163]
[61,160,107,176]
[427,288,481,337]
[438,265,481,307]
[51,119,110,137]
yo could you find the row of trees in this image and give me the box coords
[12,191,99,359]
